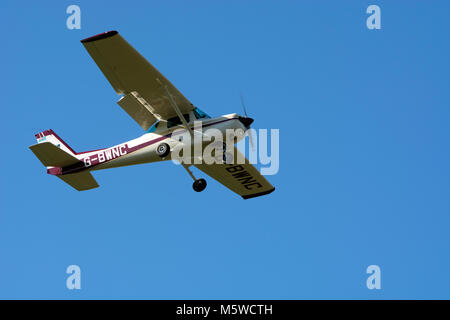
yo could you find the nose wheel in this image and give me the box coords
[193,178,207,192]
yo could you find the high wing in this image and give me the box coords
[81,31,194,130]
[194,147,275,199]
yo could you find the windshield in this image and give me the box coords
[193,107,211,119]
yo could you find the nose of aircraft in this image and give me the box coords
[238,116,254,129]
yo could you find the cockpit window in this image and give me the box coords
[167,114,190,128]
[146,121,159,133]
[193,107,211,119]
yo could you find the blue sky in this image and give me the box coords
[0,1,449,299]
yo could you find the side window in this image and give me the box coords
[167,114,190,128]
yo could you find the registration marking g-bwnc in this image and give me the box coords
[84,145,127,167]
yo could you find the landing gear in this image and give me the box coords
[156,143,170,157]
[182,164,207,193]
[193,178,207,192]
[222,142,227,161]
[222,142,231,163]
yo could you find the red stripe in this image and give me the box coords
[74,118,235,170]
[47,118,237,174]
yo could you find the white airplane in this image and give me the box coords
[30,31,275,199]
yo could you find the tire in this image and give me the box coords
[222,142,228,163]
[192,178,207,192]
[156,143,170,157]
[223,152,230,163]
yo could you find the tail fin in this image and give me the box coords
[34,129,77,156]
[30,129,99,191]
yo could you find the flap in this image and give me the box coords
[117,92,159,130]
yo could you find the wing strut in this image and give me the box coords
[158,79,194,138]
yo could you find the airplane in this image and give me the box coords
[29,31,275,199]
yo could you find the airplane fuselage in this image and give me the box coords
[52,113,247,176]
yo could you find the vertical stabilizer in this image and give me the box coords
[35,129,77,156]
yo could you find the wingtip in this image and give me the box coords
[80,30,118,43]
[242,187,275,200]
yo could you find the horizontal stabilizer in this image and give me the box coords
[58,171,99,191]
[29,142,80,167]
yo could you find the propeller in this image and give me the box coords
[239,93,255,150]
[240,92,248,118]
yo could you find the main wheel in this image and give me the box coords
[223,151,231,163]
[222,142,228,163]
[192,178,207,192]
[156,143,170,157]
